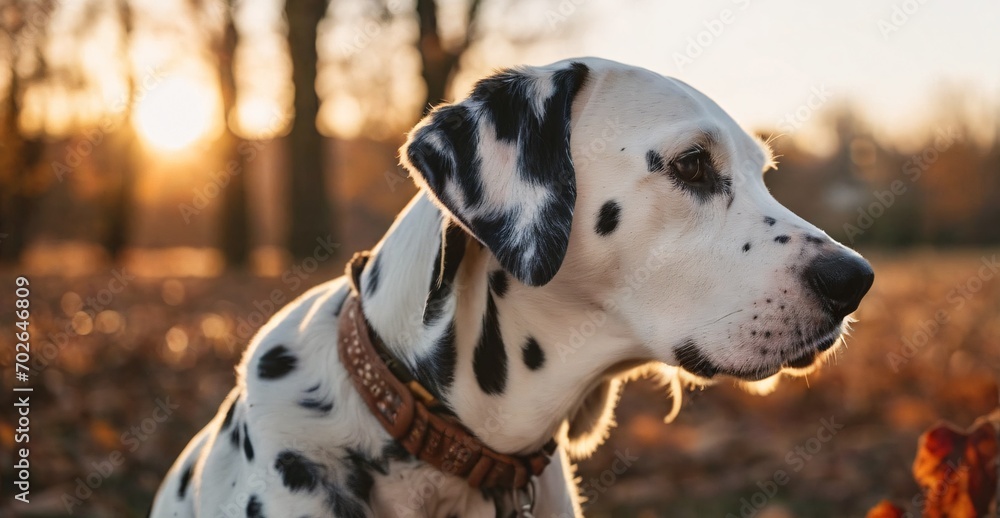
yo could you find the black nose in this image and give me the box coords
[803,252,874,321]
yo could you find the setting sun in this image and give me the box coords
[133,75,219,152]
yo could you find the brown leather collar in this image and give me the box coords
[337,293,554,489]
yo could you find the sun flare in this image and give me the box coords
[134,75,219,153]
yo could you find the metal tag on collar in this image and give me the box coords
[513,478,537,518]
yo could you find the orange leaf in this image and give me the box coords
[866,500,907,518]
[912,415,999,518]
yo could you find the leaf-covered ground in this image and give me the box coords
[1,251,998,517]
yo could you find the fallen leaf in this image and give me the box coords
[865,500,907,518]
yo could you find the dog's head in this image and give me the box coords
[401,57,873,385]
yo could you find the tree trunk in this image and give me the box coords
[103,0,136,263]
[416,0,455,114]
[0,74,43,264]
[217,3,250,268]
[103,126,134,262]
[284,0,332,260]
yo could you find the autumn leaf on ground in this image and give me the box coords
[912,412,999,518]
[865,500,907,518]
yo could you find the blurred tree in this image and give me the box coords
[102,0,138,263]
[216,0,250,268]
[192,0,251,268]
[323,0,575,136]
[285,0,333,260]
[414,0,482,113]
[0,0,52,264]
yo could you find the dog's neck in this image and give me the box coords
[358,192,649,455]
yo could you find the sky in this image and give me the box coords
[21,0,998,149]
[497,0,1000,141]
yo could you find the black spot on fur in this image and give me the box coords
[344,449,382,505]
[230,424,241,448]
[364,254,381,297]
[775,235,790,244]
[489,270,509,298]
[275,450,320,492]
[221,395,238,430]
[242,423,254,462]
[764,216,776,226]
[271,449,378,518]
[805,235,825,245]
[646,149,666,172]
[473,293,508,395]
[423,222,467,326]
[305,383,320,392]
[382,441,411,462]
[412,320,457,400]
[346,251,370,293]
[298,398,334,413]
[674,339,718,378]
[246,495,264,518]
[522,337,545,371]
[330,285,350,316]
[177,464,193,499]
[742,242,751,252]
[328,487,366,518]
[258,345,297,380]
[595,200,621,236]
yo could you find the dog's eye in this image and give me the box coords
[672,149,710,183]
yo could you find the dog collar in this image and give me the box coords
[337,290,554,490]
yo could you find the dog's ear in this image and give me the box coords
[401,62,590,286]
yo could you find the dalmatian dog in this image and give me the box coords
[151,57,873,517]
